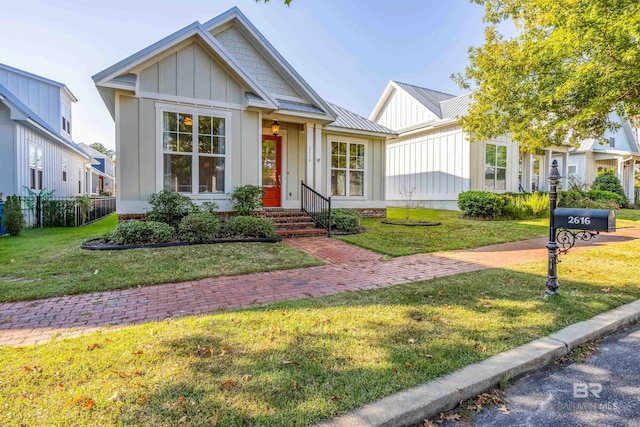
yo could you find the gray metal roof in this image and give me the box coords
[0,83,89,158]
[440,93,472,119]
[277,99,325,115]
[393,81,456,118]
[328,103,396,135]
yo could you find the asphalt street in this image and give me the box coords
[441,323,640,427]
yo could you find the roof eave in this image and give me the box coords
[324,125,398,139]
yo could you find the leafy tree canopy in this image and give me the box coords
[455,0,640,152]
[89,142,116,160]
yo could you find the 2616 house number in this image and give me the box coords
[567,216,591,225]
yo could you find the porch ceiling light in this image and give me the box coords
[271,120,280,136]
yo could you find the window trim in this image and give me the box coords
[62,156,68,182]
[483,142,508,192]
[28,143,44,191]
[327,136,368,199]
[155,103,232,198]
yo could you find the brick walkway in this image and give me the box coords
[1,228,639,347]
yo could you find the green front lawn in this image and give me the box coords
[339,208,549,256]
[0,215,322,302]
[340,207,640,257]
[2,238,640,426]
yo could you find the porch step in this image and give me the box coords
[276,228,328,238]
[261,208,328,238]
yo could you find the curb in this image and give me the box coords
[316,299,640,427]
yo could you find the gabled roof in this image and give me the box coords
[0,83,89,159]
[440,93,472,119]
[392,81,456,118]
[327,103,396,137]
[92,21,279,118]
[0,63,78,102]
[203,7,336,122]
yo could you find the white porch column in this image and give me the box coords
[543,150,552,191]
[305,122,314,185]
[628,160,636,204]
[561,152,569,190]
[314,125,322,190]
[526,153,534,192]
[617,157,625,185]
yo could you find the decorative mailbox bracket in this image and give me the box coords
[544,161,616,297]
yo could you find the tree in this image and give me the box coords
[455,0,640,152]
[89,142,116,160]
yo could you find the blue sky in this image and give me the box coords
[0,0,492,150]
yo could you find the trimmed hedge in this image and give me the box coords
[108,220,176,245]
[146,190,195,228]
[591,171,626,201]
[230,185,263,216]
[3,195,24,236]
[458,191,506,219]
[178,212,219,242]
[559,190,622,209]
[586,189,625,207]
[223,216,276,238]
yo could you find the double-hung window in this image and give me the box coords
[162,110,227,195]
[62,104,71,134]
[62,157,68,182]
[331,140,365,197]
[484,143,507,191]
[29,144,43,190]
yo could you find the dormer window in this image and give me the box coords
[62,104,72,134]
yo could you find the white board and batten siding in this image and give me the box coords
[376,88,439,132]
[387,125,470,210]
[14,123,87,197]
[0,67,64,135]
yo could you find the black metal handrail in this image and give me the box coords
[301,181,332,237]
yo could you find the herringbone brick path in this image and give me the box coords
[1,228,638,347]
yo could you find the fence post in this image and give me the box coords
[35,195,42,228]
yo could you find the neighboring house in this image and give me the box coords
[0,63,92,199]
[92,7,395,218]
[78,143,116,196]
[370,81,569,210]
[565,112,639,204]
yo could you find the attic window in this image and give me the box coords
[62,104,71,134]
[609,137,615,148]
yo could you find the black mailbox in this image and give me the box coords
[554,208,616,232]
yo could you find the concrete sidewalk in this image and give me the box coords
[1,227,639,347]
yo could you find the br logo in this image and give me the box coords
[573,382,602,398]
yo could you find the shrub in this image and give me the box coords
[108,220,175,245]
[146,190,195,228]
[198,201,219,215]
[558,190,586,208]
[522,192,549,217]
[178,212,219,242]
[458,191,507,219]
[223,216,276,238]
[591,171,626,201]
[502,195,533,220]
[230,185,263,216]
[324,208,361,232]
[586,189,624,207]
[3,195,24,236]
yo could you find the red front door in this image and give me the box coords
[262,135,281,207]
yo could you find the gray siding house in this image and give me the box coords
[0,63,91,199]
[93,7,395,218]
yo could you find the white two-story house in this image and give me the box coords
[0,63,92,199]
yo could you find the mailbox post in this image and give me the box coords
[544,160,616,297]
[545,160,561,296]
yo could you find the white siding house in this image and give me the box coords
[566,112,639,203]
[92,7,395,218]
[78,143,116,196]
[0,63,92,199]
[371,81,569,210]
